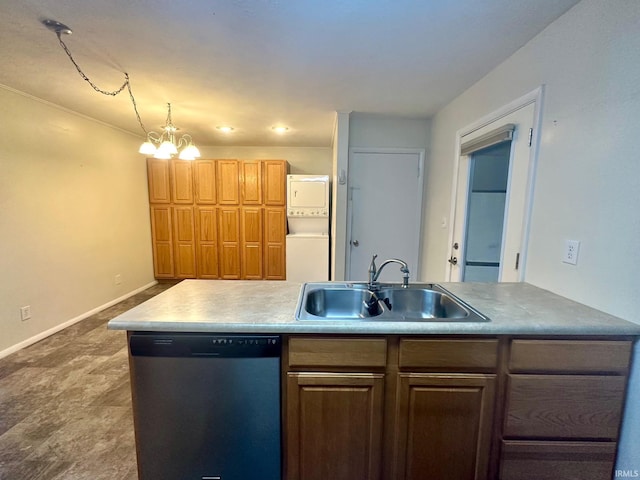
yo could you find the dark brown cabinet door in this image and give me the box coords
[391,373,496,480]
[287,372,384,480]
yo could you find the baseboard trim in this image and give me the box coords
[0,281,158,360]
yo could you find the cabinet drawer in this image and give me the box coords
[288,337,387,368]
[500,440,616,480]
[399,339,498,371]
[504,375,626,439]
[509,340,631,374]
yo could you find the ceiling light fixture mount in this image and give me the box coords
[139,103,201,160]
[272,126,289,134]
[42,18,199,160]
[42,19,73,36]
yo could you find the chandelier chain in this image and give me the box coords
[56,32,149,135]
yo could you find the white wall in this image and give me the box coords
[0,86,155,356]
[422,0,640,470]
[349,113,430,149]
[331,112,350,280]
[198,145,332,175]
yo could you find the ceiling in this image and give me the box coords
[0,0,581,147]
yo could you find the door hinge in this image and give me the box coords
[515,252,520,270]
[528,128,533,147]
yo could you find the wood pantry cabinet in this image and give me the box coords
[146,158,287,279]
[283,335,634,480]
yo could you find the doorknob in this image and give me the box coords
[448,256,458,265]
[352,240,360,247]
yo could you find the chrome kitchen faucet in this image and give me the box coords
[367,254,410,289]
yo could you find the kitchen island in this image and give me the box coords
[108,280,640,480]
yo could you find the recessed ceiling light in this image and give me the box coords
[272,126,289,134]
[216,126,234,133]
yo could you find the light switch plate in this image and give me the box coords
[562,240,580,265]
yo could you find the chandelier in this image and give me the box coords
[138,103,201,160]
[43,19,200,161]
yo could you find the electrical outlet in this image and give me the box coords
[562,240,580,265]
[115,274,122,285]
[20,305,31,321]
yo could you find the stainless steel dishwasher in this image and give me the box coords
[128,333,281,480]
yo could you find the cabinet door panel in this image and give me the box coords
[172,207,196,278]
[147,159,171,204]
[264,207,286,279]
[264,160,287,205]
[241,161,262,205]
[241,208,263,279]
[195,207,218,278]
[287,373,384,480]
[150,206,174,277]
[218,207,241,279]
[500,440,617,480]
[194,159,217,204]
[170,160,194,204]
[393,374,496,480]
[504,375,626,439]
[217,160,240,205]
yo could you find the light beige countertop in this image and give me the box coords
[107,279,640,336]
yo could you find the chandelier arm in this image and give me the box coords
[146,131,162,144]
[179,134,194,147]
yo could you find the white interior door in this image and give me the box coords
[347,150,423,282]
[449,102,536,282]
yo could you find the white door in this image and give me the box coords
[449,102,536,282]
[347,150,423,282]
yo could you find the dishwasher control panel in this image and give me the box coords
[129,333,281,358]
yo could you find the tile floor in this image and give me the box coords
[0,281,177,480]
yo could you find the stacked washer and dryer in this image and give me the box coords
[286,175,330,282]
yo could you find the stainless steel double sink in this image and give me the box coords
[296,282,489,322]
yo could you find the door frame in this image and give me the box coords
[446,86,545,281]
[346,147,425,281]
